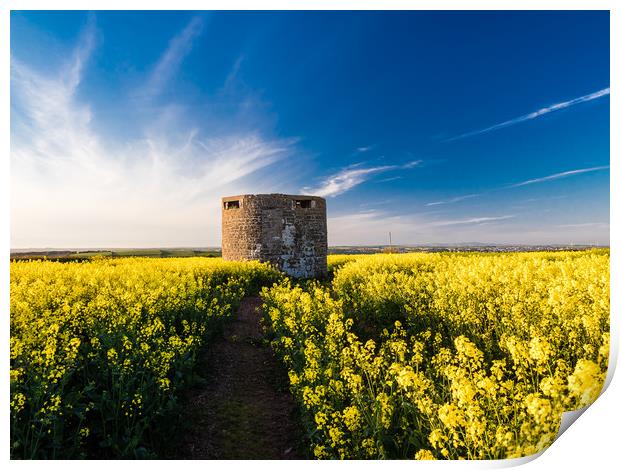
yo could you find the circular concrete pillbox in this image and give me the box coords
[221,193,328,278]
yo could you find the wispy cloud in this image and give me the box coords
[359,199,393,209]
[376,176,402,183]
[507,166,609,188]
[402,159,423,169]
[356,146,373,152]
[11,19,298,248]
[221,55,245,93]
[66,15,97,91]
[328,210,517,245]
[302,165,395,198]
[426,165,608,208]
[520,195,567,203]
[428,215,515,227]
[557,222,609,228]
[143,16,204,98]
[426,193,480,207]
[446,88,610,142]
[327,208,607,246]
[303,160,422,198]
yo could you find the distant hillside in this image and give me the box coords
[10,244,605,261]
[10,248,221,261]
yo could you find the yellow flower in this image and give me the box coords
[313,445,329,459]
[343,405,361,432]
[438,404,465,429]
[567,359,604,407]
[315,411,328,429]
[415,449,436,460]
[107,348,118,363]
[328,426,344,446]
[428,429,446,449]
[11,392,26,413]
[529,337,552,366]
[158,378,171,391]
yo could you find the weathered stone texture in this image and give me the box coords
[221,194,328,278]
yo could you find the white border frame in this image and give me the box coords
[2,2,616,468]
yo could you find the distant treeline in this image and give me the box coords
[11,245,603,261]
[10,248,221,262]
[327,245,603,255]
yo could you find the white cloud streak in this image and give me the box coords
[302,165,395,198]
[402,159,423,169]
[426,193,480,206]
[327,210,518,245]
[221,55,245,93]
[376,176,402,183]
[427,215,514,227]
[446,88,610,142]
[303,160,423,198]
[328,210,608,246]
[507,166,609,188]
[143,16,204,98]
[66,15,97,91]
[425,165,608,207]
[557,222,609,228]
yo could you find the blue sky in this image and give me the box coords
[10,11,610,247]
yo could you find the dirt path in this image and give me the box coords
[177,297,303,459]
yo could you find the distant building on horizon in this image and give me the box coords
[221,193,328,278]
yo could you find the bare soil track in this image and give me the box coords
[176,297,303,459]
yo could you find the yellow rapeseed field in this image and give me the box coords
[262,250,610,459]
[10,250,609,459]
[10,257,281,458]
